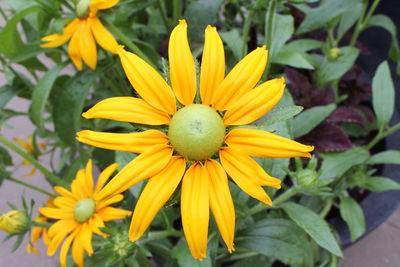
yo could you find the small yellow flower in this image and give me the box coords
[27,198,54,256]
[40,0,119,70]
[77,20,314,259]
[14,136,46,177]
[0,210,29,234]
[39,160,132,267]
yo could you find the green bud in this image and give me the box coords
[328,47,340,61]
[74,198,96,223]
[113,233,133,258]
[76,0,91,19]
[0,210,29,234]
[297,169,318,188]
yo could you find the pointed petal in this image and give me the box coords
[71,169,91,198]
[205,159,235,252]
[13,137,32,153]
[54,186,77,200]
[94,163,119,195]
[212,47,268,111]
[59,229,78,267]
[90,0,119,11]
[40,207,74,220]
[96,194,123,210]
[223,78,285,126]
[225,128,314,158]
[53,196,75,210]
[77,129,170,154]
[68,24,83,71]
[129,156,186,242]
[82,97,171,125]
[79,19,97,70]
[79,223,93,256]
[200,26,225,106]
[47,220,77,256]
[40,19,79,48]
[118,47,176,114]
[97,206,131,221]
[96,144,173,199]
[72,236,85,267]
[181,162,209,260]
[90,16,118,53]
[169,20,197,105]
[84,159,94,193]
[219,147,272,205]
[25,168,37,177]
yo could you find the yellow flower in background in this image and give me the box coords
[0,210,29,234]
[14,136,46,177]
[27,198,54,256]
[39,160,131,267]
[77,20,314,260]
[40,0,119,70]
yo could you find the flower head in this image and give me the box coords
[14,136,46,177]
[39,160,131,267]
[40,0,119,70]
[77,20,314,259]
[0,210,29,234]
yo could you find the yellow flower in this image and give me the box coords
[77,20,314,260]
[27,198,54,256]
[14,136,46,177]
[0,210,29,234]
[39,160,132,267]
[40,0,119,71]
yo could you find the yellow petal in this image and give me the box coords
[82,97,171,125]
[223,78,285,126]
[89,214,106,237]
[77,129,170,154]
[40,207,73,220]
[54,186,77,200]
[40,19,79,48]
[129,156,186,242]
[205,159,235,252]
[68,23,83,71]
[200,26,225,106]
[47,220,77,255]
[90,16,118,53]
[97,206,131,221]
[25,168,37,177]
[118,47,176,114]
[181,162,209,260]
[60,229,78,267]
[169,20,197,106]
[212,47,268,111]
[84,159,94,194]
[96,194,123,210]
[53,196,75,210]
[79,222,93,256]
[14,137,32,153]
[79,19,97,70]
[72,235,84,267]
[71,169,91,198]
[90,0,119,11]
[96,144,173,199]
[94,163,119,195]
[225,128,314,158]
[219,147,272,205]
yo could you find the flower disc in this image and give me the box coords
[74,198,96,223]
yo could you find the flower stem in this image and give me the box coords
[0,136,68,188]
[367,122,400,150]
[104,20,157,69]
[350,0,381,47]
[172,0,182,24]
[32,221,52,228]
[319,198,333,218]
[262,0,276,80]
[142,229,183,243]
[241,10,253,59]
[157,0,170,33]
[6,177,54,197]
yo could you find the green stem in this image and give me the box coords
[103,20,156,69]
[172,0,182,24]
[319,198,333,218]
[350,0,381,46]
[367,122,400,150]
[245,187,298,217]
[227,251,259,261]
[241,10,253,59]
[330,254,338,267]
[262,0,276,81]
[142,229,183,243]
[361,0,381,28]
[6,177,54,197]
[0,136,68,188]
[0,7,8,22]
[157,0,170,33]
[32,221,52,228]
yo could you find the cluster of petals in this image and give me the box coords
[39,160,131,267]
[14,136,46,177]
[77,20,314,260]
[40,0,119,70]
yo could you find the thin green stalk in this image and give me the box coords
[172,0,182,24]
[241,10,253,59]
[141,229,183,243]
[32,221,52,228]
[0,7,8,22]
[6,177,54,197]
[319,198,333,218]
[262,0,276,80]
[367,122,400,150]
[0,136,68,188]
[103,20,156,69]
[157,0,170,33]
[361,0,381,28]
[350,0,381,46]
[330,254,338,267]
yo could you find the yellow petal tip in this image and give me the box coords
[178,19,187,25]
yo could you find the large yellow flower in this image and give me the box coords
[40,0,119,70]
[77,20,314,259]
[39,160,131,267]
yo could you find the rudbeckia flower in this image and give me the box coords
[14,136,46,177]
[39,160,132,267]
[40,0,119,70]
[77,20,314,259]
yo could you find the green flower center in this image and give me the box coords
[168,104,226,161]
[76,0,91,19]
[74,198,96,223]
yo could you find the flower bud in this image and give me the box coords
[76,0,91,19]
[113,233,133,258]
[0,210,29,234]
[296,169,318,189]
[328,47,340,61]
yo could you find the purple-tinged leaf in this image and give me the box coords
[327,107,364,125]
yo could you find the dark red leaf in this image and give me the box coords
[327,107,364,125]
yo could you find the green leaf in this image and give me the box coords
[281,202,343,257]
[367,15,400,74]
[272,50,314,69]
[269,14,294,60]
[337,1,363,41]
[184,0,223,42]
[284,39,323,52]
[11,234,25,253]
[292,104,336,138]
[319,147,370,180]
[368,150,400,165]
[315,47,359,85]
[253,105,303,126]
[0,146,13,166]
[171,239,212,267]
[220,29,243,61]
[30,64,66,132]
[364,176,400,192]
[339,197,366,242]
[0,84,23,109]
[52,71,95,146]
[372,61,395,130]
